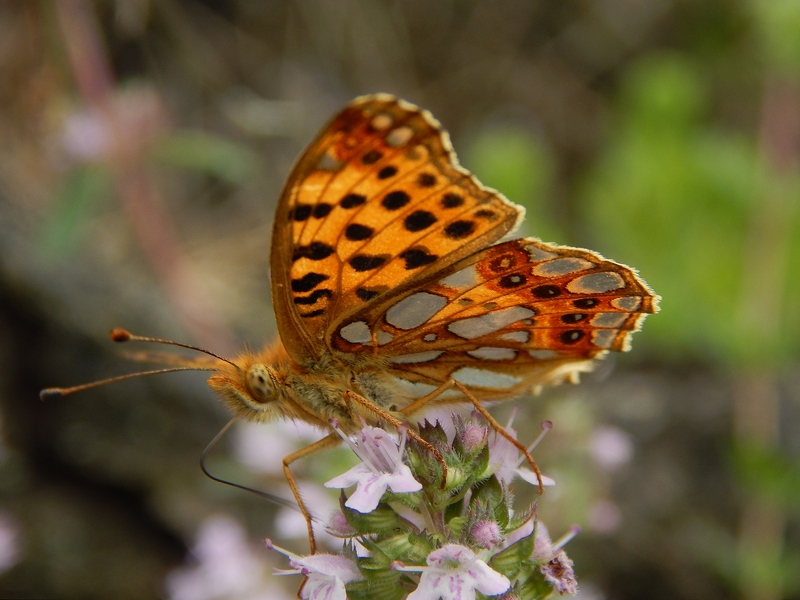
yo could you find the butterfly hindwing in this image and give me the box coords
[332,238,658,399]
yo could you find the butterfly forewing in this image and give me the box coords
[271,95,523,363]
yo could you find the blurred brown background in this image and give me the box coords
[0,1,798,599]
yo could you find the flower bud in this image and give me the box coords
[470,519,503,548]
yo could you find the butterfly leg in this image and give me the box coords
[282,432,341,554]
[342,390,448,489]
[399,380,545,494]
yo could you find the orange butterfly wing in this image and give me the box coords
[271,95,658,398]
[333,238,657,400]
[270,95,523,364]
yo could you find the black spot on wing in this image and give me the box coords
[474,209,497,221]
[443,220,475,239]
[498,273,526,288]
[300,309,325,318]
[378,165,398,179]
[382,191,410,210]
[400,248,438,269]
[573,298,599,309]
[345,223,374,241]
[404,210,437,232]
[289,204,312,222]
[561,313,587,324]
[559,330,584,344]
[417,173,437,187]
[340,193,367,209]
[356,287,381,301]
[349,254,388,272]
[313,203,333,218]
[532,285,561,299]
[441,193,463,209]
[291,272,329,293]
[292,242,334,262]
[294,289,333,305]
[361,150,382,165]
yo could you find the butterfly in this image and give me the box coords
[44,95,658,552]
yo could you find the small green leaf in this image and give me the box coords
[150,130,256,183]
[41,165,112,255]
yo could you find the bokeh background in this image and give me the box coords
[0,1,798,599]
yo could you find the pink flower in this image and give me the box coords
[325,423,421,513]
[267,539,361,600]
[401,544,510,600]
[488,418,556,488]
[541,550,577,595]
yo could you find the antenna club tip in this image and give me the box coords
[110,328,132,342]
[40,388,63,401]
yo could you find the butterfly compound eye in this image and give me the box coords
[246,364,277,403]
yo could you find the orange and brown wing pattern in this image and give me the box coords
[270,95,523,363]
[332,238,659,400]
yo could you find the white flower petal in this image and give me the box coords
[516,468,556,487]
[302,573,347,600]
[471,560,512,595]
[324,463,373,489]
[328,423,422,513]
[344,474,390,513]
[297,554,361,583]
[407,545,510,600]
[406,573,447,600]
[386,466,423,493]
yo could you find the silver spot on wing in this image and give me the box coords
[452,367,521,389]
[567,272,625,294]
[467,347,517,361]
[386,126,413,147]
[447,306,535,339]
[524,244,558,262]
[390,351,445,364]
[592,329,617,348]
[376,330,394,345]
[533,257,594,277]
[371,113,392,130]
[591,312,628,327]
[339,321,371,344]
[439,266,479,289]
[499,331,529,343]
[611,296,642,311]
[528,349,559,359]
[386,292,447,330]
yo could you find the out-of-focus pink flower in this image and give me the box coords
[488,419,556,488]
[0,510,21,574]
[165,515,289,600]
[589,425,633,471]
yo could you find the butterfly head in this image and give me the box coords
[207,344,292,423]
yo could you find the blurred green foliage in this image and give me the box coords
[42,165,112,254]
[465,127,562,243]
[150,131,257,185]
[749,0,800,73]
[579,54,799,366]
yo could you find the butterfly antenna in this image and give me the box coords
[201,418,318,519]
[39,366,217,400]
[109,328,244,374]
[40,328,243,400]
